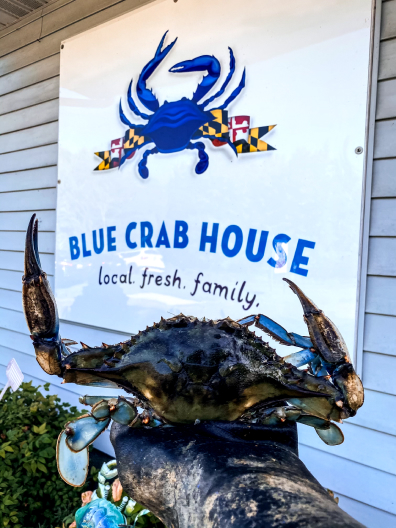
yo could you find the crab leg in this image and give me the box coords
[186,141,209,174]
[126,80,151,120]
[57,397,139,486]
[238,313,315,367]
[238,279,364,419]
[217,68,246,110]
[259,405,344,446]
[137,31,178,112]
[283,278,364,413]
[138,146,159,179]
[170,55,221,104]
[22,214,65,376]
[199,48,236,109]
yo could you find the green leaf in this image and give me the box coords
[37,463,47,473]
[37,423,47,435]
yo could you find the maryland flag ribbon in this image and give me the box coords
[193,109,230,141]
[234,125,276,153]
[94,130,149,171]
[94,110,275,171]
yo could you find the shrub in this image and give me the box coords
[0,381,90,528]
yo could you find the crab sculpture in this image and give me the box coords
[22,215,363,486]
[116,31,245,178]
[74,460,149,528]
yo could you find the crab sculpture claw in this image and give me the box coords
[57,395,163,487]
[22,214,65,375]
[238,278,364,445]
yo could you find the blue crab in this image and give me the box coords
[22,215,363,486]
[115,31,245,178]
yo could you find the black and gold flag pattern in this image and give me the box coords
[94,114,275,170]
[124,128,148,150]
[94,151,111,171]
[234,125,276,153]
[194,109,229,140]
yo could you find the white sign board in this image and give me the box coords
[56,0,372,358]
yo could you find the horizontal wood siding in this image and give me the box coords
[352,0,396,524]
[0,0,392,526]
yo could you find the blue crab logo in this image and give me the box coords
[94,32,276,178]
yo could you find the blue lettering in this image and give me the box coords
[156,222,171,248]
[93,229,104,254]
[290,239,316,277]
[107,226,117,252]
[221,225,243,258]
[82,233,91,258]
[69,236,80,260]
[199,222,219,253]
[125,222,137,249]
[246,229,268,263]
[174,220,189,249]
[267,234,291,268]
[141,222,153,248]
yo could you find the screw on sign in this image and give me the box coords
[0,359,24,400]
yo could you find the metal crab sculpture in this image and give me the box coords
[22,215,363,486]
[116,31,245,178]
[74,460,149,528]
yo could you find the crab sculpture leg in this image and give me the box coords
[23,215,162,486]
[238,278,364,445]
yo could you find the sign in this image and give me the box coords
[0,359,24,400]
[56,0,372,359]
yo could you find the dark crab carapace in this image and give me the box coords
[22,215,363,485]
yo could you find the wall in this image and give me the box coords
[0,1,394,526]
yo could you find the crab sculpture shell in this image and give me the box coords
[22,215,364,486]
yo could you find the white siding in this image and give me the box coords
[0,1,393,527]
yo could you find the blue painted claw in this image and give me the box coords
[170,55,221,103]
[259,406,344,446]
[283,348,316,368]
[137,31,178,112]
[238,313,312,349]
[138,158,149,179]
[57,430,89,487]
[65,414,111,452]
[111,398,137,424]
[315,423,344,446]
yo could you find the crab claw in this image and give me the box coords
[22,214,62,375]
[283,278,348,365]
[283,278,364,413]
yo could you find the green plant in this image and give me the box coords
[0,381,91,528]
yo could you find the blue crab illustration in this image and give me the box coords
[118,31,245,178]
